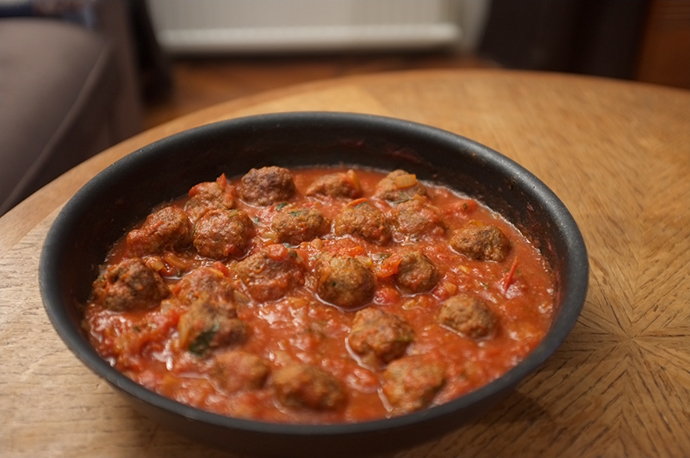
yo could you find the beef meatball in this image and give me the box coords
[126,206,192,256]
[438,294,497,339]
[174,267,235,308]
[333,200,391,245]
[392,197,444,239]
[271,207,330,245]
[450,222,511,262]
[193,209,253,259]
[394,251,440,294]
[91,258,169,311]
[348,308,414,366]
[184,174,236,223]
[374,170,426,203]
[236,244,305,301]
[239,166,296,206]
[178,298,247,355]
[273,364,346,411]
[315,254,376,309]
[382,355,445,414]
[305,170,362,199]
[214,350,271,393]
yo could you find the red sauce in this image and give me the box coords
[83,167,555,424]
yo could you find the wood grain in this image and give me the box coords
[144,53,496,129]
[1,69,689,458]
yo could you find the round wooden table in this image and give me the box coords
[1,70,689,457]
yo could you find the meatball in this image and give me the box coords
[214,350,271,393]
[271,207,330,245]
[333,200,391,245]
[305,170,362,199]
[236,244,305,301]
[178,298,247,355]
[348,308,414,366]
[193,209,253,259]
[184,174,236,223]
[126,206,192,256]
[374,170,426,203]
[91,258,169,311]
[273,364,346,411]
[382,355,445,414]
[449,222,511,262]
[394,251,440,294]
[174,267,235,308]
[392,197,444,239]
[438,294,497,339]
[315,254,376,309]
[239,166,296,206]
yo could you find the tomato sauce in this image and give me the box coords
[83,167,555,424]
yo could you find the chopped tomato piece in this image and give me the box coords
[266,243,290,261]
[345,197,369,208]
[377,254,401,278]
[502,257,519,293]
[212,261,231,277]
[215,173,228,187]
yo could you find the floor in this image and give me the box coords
[142,51,496,129]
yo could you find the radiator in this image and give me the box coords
[146,0,461,53]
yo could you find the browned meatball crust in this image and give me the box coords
[271,207,330,245]
[449,222,511,262]
[333,200,391,245]
[214,350,271,393]
[184,174,236,223]
[392,197,444,239]
[382,355,445,414]
[126,206,192,256]
[394,251,441,294]
[177,298,247,355]
[348,308,414,366]
[438,294,497,339]
[273,364,346,411]
[174,267,235,308]
[193,209,254,260]
[374,170,426,203]
[305,170,362,199]
[239,166,296,206]
[315,254,376,309]
[236,245,305,301]
[91,258,169,311]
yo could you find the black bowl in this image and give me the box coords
[40,112,588,457]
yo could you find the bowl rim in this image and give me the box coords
[40,111,588,437]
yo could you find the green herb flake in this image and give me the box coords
[188,323,219,356]
[275,202,288,211]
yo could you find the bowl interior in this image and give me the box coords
[40,112,588,457]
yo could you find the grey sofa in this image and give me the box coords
[0,0,145,215]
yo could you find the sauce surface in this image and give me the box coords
[84,167,554,424]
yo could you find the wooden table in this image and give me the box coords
[1,70,689,458]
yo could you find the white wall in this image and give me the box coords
[455,0,490,52]
[147,0,490,54]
